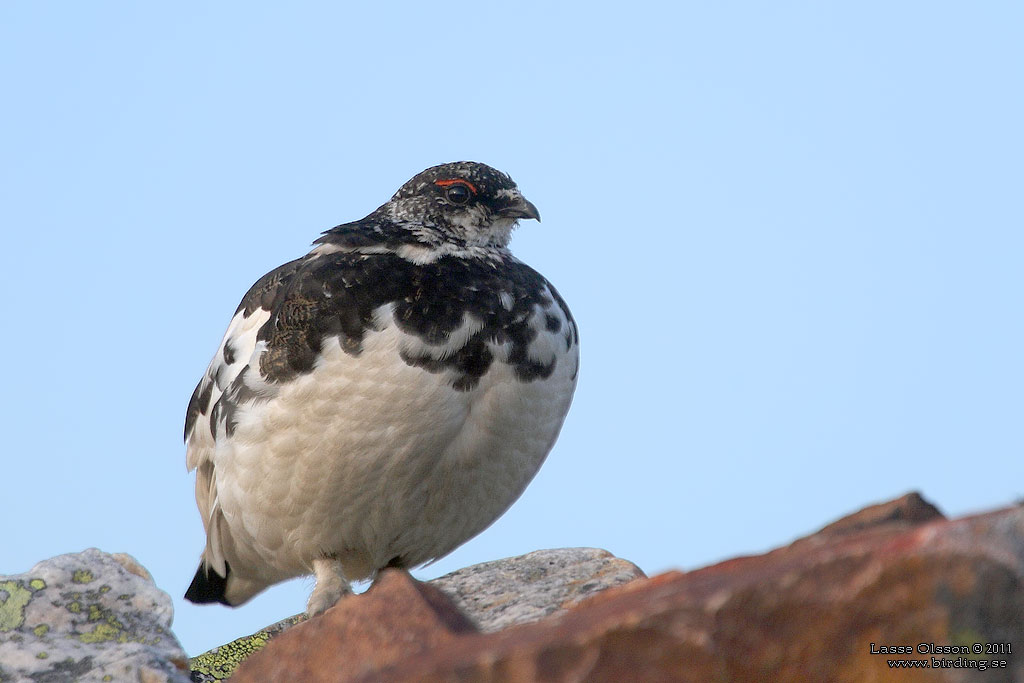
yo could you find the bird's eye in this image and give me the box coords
[444,183,472,205]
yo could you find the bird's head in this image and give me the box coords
[384,161,540,248]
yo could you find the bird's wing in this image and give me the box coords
[184,257,303,572]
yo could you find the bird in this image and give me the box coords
[183,161,579,616]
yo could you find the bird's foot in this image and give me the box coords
[306,557,353,616]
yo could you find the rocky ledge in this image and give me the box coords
[3,492,1023,682]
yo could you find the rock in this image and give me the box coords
[428,547,647,632]
[190,547,644,679]
[811,490,945,539]
[0,548,190,683]
[226,493,1024,682]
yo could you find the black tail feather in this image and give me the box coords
[185,561,232,606]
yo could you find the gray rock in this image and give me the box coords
[428,547,646,632]
[0,548,190,683]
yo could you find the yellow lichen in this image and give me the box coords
[28,579,46,591]
[36,651,48,659]
[0,581,34,632]
[72,570,95,584]
[78,622,120,644]
[33,624,49,637]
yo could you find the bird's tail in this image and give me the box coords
[185,561,232,605]
[185,559,268,606]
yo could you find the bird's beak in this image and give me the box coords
[500,195,542,223]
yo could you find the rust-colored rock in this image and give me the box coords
[231,493,1024,682]
[812,490,945,539]
[230,569,477,682]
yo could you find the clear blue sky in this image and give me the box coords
[2,2,1021,657]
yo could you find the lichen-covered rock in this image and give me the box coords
[188,614,305,682]
[0,548,190,683]
[429,547,646,632]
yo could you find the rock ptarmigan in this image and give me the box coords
[183,162,579,615]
